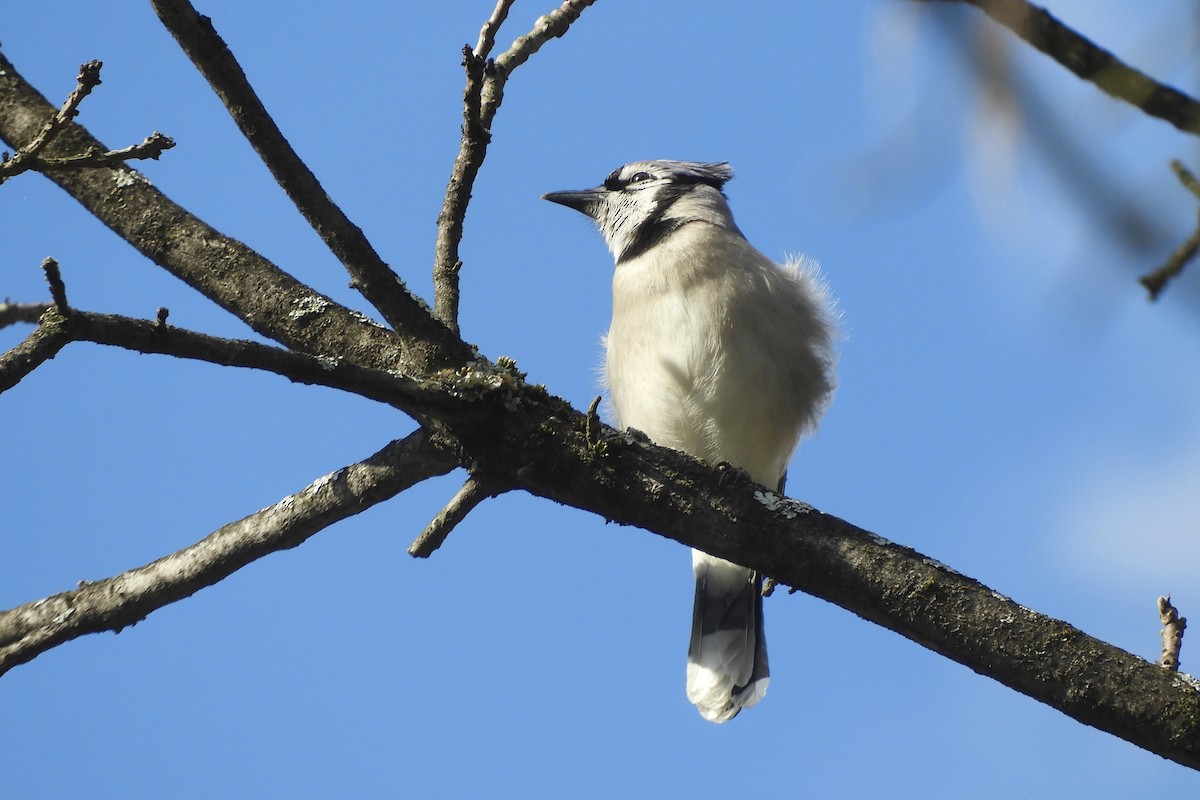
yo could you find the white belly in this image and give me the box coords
[604,223,831,489]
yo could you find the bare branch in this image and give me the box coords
[432,0,598,333]
[920,0,1200,135]
[1141,162,1200,300]
[1159,595,1188,671]
[149,0,440,337]
[0,429,458,676]
[39,257,68,312]
[408,475,507,557]
[0,307,448,412]
[417,394,1200,770]
[1141,214,1200,300]
[475,0,517,60]
[1170,159,1200,201]
[0,313,70,393]
[484,0,597,124]
[0,50,473,377]
[0,60,101,184]
[0,300,49,329]
[31,131,175,171]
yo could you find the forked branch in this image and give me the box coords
[0,60,174,184]
[150,0,443,339]
[432,0,598,332]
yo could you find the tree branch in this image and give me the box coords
[483,0,597,124]
[0,60,174,184]
[0,59,100,184]
[475,0,517,61]
[432,0,598,332]
[1141,161,1200,299]
[0,305,452,414]
[149,0,439,336]
[455,405,1200,770]
[0,429,458,677]
[0,315,70,393]
[4,3,1196,773]
[920,0,1200,135]
[0,50,473,378]
[29,131,175,171]
[408,474,508,557]
[0,300,49,329]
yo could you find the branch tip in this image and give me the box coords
[1140,174,1200,301]
[1159,595,1187,671]
[585,395,602,448]
[408,475,505,558]
[40,258,68,312]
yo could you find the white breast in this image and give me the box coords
[604,222,834,488]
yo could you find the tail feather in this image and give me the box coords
[686,551,769,722]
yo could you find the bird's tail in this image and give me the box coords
[686,551,769,723]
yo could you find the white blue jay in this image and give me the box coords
[543,160,836,722]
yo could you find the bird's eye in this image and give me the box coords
[630,171,654,184]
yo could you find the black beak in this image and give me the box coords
[541,187,605,219]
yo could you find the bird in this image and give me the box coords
[542,160,836,723]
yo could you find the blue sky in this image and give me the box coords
[4,0,1200,796]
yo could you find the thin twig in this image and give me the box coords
[150,0,445,339]
[475,0,517,60]
[1171,159,1200,200]
[0,430,458,677]
[31,131,175,171]
[0,60,101,184]
[408,475,506,558]
[432,0,599,334]
[0,307,445,409]
[0,300,50,329]
[1159,595,1187,671]
[920,0,1200,135]
[0,62,173,183]
[483,0,597,126]
[1140,214,1200,300]
[1141,162,1200,300]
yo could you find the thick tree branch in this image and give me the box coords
[0,316,70,393]
[432,0,597,332]
[279,360,1197,769]
[921,0,1200,135]
[0,50,473,377]
[149,0,439,337]
[0,429,458,677]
